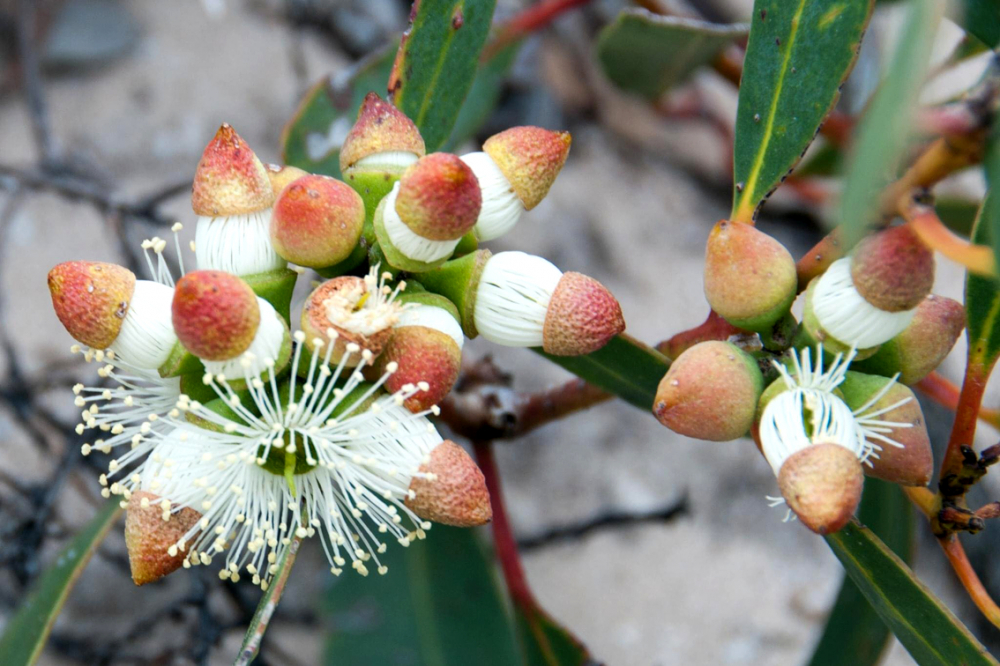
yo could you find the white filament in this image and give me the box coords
[195,210,286,276]
[812,258,916,349]
[354,151,420,170]
[474,251,563,347]
[202,298,286,378]
[382,183,459,262]
[111,280,178,370]
[461,152,524,241]
[396,304,465,350]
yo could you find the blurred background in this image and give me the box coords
[0,0,997,664]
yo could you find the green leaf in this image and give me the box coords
[731,0,872,223]
[807,479,914,666]
[535,334,670,411]
[390,0,497,151]
[442,42,520,151]
[234,536,303,666]
[323,526,520,665]
[985,127,1000,281]
[965,194,1000,367]
[957,0,1000,48]
[825,521,998,666]
[595,9,747,99]
[837,0,942,247]
[0,501,121,666]
[280,45,396,179]
[515,605,592,666]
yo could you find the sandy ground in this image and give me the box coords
[0,1,996,664]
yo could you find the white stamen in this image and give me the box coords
[461,152,524,241]
[110,280,178,370]
[382,183,459,262]
[473,251,563,347]
[395,304,464,349]
[202,298,286,378]
[195,210,286,276]
[354,151,419,170]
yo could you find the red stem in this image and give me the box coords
[941,361,992,480]
[474,440,536,608]
[939,535,1000,630]
[483,0,593,59]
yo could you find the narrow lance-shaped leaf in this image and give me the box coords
[806,479,914,666]
[837,0,942,247]
[389,0,498,151]
[731,0,872,223]
[280,45,396,179]
[965,194,1000,369]
[443,42,520,151]
[596,9,747,99]
[323,526,520,664]
[957,0,1000,48]
[825,521,998,666]
[0,501,121,666]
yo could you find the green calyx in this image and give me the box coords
[415,249,492,338]
[343,166,406,243]
[244,267,299,323]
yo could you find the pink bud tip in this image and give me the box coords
[406,441,492,527]
[777,444,863,535]
[125,491,202,585]
[271,174,365,268]
[542,272,625,355]
[48,261,136,349]
[339,92,426,172]
[172,270,260,361]
[378,326,461,413]
[191,123,274,217]
[851,225,934,312]
[483,126,571,210]
[395,153,482,240]
[653,341,763,441]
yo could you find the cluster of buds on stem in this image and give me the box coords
[46,94,627,587]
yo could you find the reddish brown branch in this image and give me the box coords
[482,0,593,60]
[941,361,993,482]
[917,372,1000,430]
[939,535,1000,630]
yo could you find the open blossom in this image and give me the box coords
[757,346,911,534]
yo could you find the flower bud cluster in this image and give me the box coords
[46,95,631,588]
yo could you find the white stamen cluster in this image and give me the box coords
[811,258,916,349]
[474,251,563,347]
[461,152,524,242]
[109,280,178,370]
[322,265,407,337]
[196,210,287,276]
[354,151,419,171]
[102,334,443,586]
[395,304,465,350]
[202,297,286,379]
[381,183,459,262]
[760,346,912,476]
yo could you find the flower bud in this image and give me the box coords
[270,174,365,268]
[776,443,863,535]
[375,294,463,413]
[173,271,260,361]
[192,124,285,278]
[416,249,492,337]
[406,440,492,527]
[373,154,481,272]
[191,123,274,217]
[703,220,796,332]
[301,267,405,366]
[541,271,626,355]
[839,371,932,486]
[851,225,934,312]
[265,163,309,197]
[339,92,426,173]
[653,341,763,442]
[125,490,202,585]
[852,295,964,384]
[481,126,571,211]
[48,261,136,349]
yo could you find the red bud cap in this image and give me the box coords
[125,491,202,585]
[266,163,309,197]
[378,326,461,412]
[271,175,365,268]
[777,443,863,535]
[654,341,763,441]
[172,270,260,361]
[542,272,625,355]
[839,372,932,486]
[395,153,482,241]
[854,295,965,384]
[704,220,797,332]
[191,123,274,217]
[48,261,136,349]
[339,92,426,171]
[851,225,934,312]
[406,441,492,527]
[483,126,571,210]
